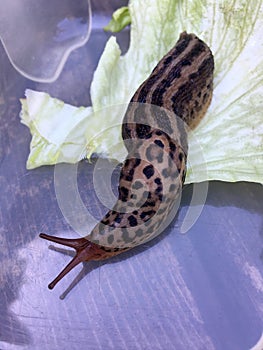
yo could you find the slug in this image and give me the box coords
[40,32,214,290]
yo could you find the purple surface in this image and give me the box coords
[0,1,262,349]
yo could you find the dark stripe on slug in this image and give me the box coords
[133,34,195,104]
[149,106,173,135]
[150,40,207,107]
[171,55,214,119]
[133,103,146,122]
[163,33,192,65]
[134,72,166,104]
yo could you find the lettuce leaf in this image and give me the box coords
[20,90,93,168]
[104,6,131,33]
[20,0,263,184]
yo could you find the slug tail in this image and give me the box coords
[39,233,109,289]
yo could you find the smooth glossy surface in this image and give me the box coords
[0,1,262,349]
[0,0,91,82]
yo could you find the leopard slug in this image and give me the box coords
[40,32,214,290]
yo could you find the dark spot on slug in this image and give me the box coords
[163,55,173,64]
[189,71,198,80]
[127,168,135,178]
[157,207,166,215]
[121,228,133,243]
[169,151,174,161]
[146,225,155,234]
[119,186,129,201]
[134,158,141,167]
[146,144,164,163]
[169,184,177,192]
[154,139,164,148]
[162,168,170,178]
[179,152,184,162]
[142,190,150,199]
[132,181,143,190]
[181,59,191,66]
[141,200,156,208]
[155,185,163,195]
[136,228,144,237]
[125,175,133,182]
[128,215,138,227]
[157,152,164,164]
[194,100,199,108]
[114,214,123,224]
[136,124,152,139]
[143,165,154,179]
[169,141,176,152]
[154,178,161,185]
[118,206,127,213]
[107,234,114,245]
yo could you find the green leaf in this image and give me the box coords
[104,6,131,33]
[20,0,263,185]
[20,89,93,169]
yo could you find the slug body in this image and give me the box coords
[40,32,214,289]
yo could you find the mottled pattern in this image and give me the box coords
[40,32,214,289]
[88,129,186,248]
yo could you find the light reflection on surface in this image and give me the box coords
[0,0,91,82]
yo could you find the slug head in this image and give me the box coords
[39,233,116,289]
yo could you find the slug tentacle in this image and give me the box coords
[39,233,126,289]
[40,31,214,289]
